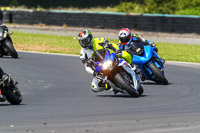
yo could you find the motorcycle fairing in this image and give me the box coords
[132,45,164,79]
[94,49,115,72]
[118,59,139,90]
[132,46,153,64]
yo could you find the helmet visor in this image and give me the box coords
[120,37,130,44]
[79,38,90,48]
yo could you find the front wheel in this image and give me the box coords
[138,84,144,95]
[5,86,22,105]
[3,39,18,58]
[114,73,139,97]
[148,63,168,85]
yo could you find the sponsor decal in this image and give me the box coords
[136,48,141,52]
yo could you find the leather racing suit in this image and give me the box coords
[118,34,157,52]
[80,37,132,92]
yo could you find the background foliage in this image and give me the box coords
[117,0,200,15]
[0,0,129,8]
[1,0,200,15]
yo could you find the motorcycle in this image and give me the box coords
[0,24,18,58]
[0,67,22,105]
[91,48,144,97]
[128,42,168,84]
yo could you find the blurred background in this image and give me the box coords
[1,0,200,33]
[1,0,200,35]
[0,0,200,15]
[0,0,200,62]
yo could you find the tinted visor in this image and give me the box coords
[79,38,90,48]
[120,37,130,44]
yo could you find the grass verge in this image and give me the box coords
[12,31,200,63]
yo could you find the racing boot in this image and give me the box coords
[105,83,111,90]
[131,62,141,75]
[98,76,111,91]
[131,62,145,81]
[98,82,111,90]
[136,69,145,81]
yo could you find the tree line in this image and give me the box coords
[1,0,199,15]
[117,0,200,15]
[0,0,127,8]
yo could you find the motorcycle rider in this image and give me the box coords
[78,30,133,93]
[118,28,165,80]
[118,28,158,53]
[0,21,8,30]
[0,21,11,57]
[0,67,7,102]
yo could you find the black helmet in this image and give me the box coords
[78,30,93,49]
[118,28,131,45]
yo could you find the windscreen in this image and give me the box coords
[93,49,106,62]
[128,42,144,56]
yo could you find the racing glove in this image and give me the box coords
[149,42,158,52]
[149,42,156,47]
[86,58,94,68]
[115,49,123,54]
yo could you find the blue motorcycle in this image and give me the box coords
[128,42,168,84]
[90,48,144,97]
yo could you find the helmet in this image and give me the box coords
[118,28,131,45]
[78,30,93,49]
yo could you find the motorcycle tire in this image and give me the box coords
[4,39,18,58]
[114,72,139,97]
[0,48,3,57]
[138,84,144,95]
[5,85,22,105]
[148,63,168,85]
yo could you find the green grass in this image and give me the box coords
[157,43,200,63]
[12,31,81,55]
[12,31,200,63]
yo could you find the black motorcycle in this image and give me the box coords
[0,25,18,58]
[0,67,22,105]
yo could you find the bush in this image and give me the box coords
[176,0,200,10]
[116,0,200,15]
[116,2,144,14]
[143,0,176,14]
[176,7,200,15]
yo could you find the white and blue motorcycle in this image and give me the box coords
[90,48,144,97]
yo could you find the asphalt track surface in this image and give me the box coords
[0,52,200,133]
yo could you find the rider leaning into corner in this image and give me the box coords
[78,30,134,93]
[0,21,8,32]
[117,28,165,80]
[118,28,159,54]
[0,14,8,98]
[0,21,9,57]
[0,67,7,101]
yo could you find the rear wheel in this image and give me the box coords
[5,86,22,105]
[3,39,18,58]
[148,63,168,85]
[114,73,139,97]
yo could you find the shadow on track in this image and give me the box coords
[0,56,20,59]
[97,94,147,98]
[0,103,26,106]
[141,82,173,85]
